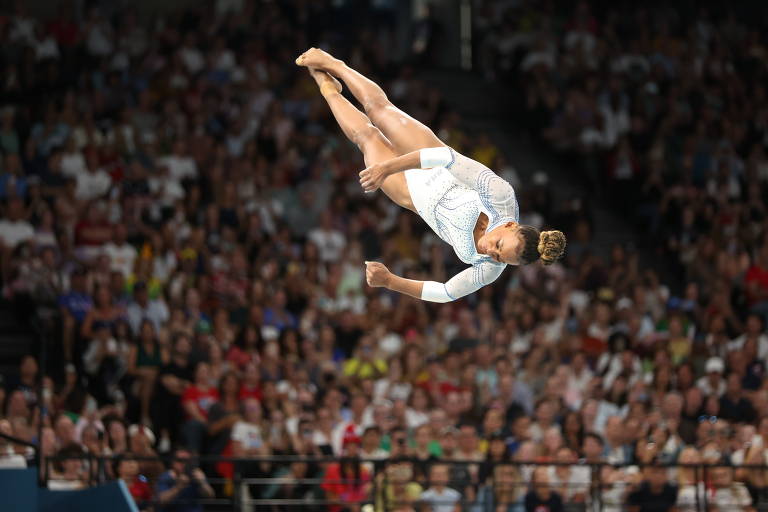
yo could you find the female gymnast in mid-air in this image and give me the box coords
[296,48,566,303]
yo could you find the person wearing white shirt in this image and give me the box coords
[61,141,87,178]
[0,198,34,249]
[709,465,755,511]
[75,165,111,201]
[308,211,346,263]
[157,140,198,182]
[565,352,593,408]
[696,357,727,398]
[126,282,169,336]
[102,225,137,278]
[231,399,269,457]
[420,464,462,512]
[727,313,768,360]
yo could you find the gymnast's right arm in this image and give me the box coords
[359,147,514,205]
[365,261,504,303]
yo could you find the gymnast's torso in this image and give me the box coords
[404,147,520,299]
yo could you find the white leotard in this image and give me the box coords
[403,147,519,302]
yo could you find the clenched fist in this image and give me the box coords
[364,261,391,287]
[359,164,386,192]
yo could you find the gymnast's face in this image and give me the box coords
[478,223,523,265]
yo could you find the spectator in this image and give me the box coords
[126,281,169,336]
[180,362,219,455]
[697,358,726,398]
[524,466,563,512]
[48,442,87,490]
[115,453,152,512]
[673,446,705,512]
[321,431,371,512]
[476,462,524,511]
[152,335,194,451]
[626,464,677,512]
[709,465,755,512]
[155,449,214,512]
[102,225,137,279]
[420,463,462,512]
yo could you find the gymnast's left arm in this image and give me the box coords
[365,261,504,303]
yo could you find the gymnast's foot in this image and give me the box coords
[295,47,340,71]
[308,67,342,96]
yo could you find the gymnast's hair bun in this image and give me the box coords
[538,230,566,265]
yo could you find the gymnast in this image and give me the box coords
[296,48,566,303]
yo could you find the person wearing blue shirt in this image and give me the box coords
[155,449,214,512]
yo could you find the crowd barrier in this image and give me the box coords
[23,453,768,511]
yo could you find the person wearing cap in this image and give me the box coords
[697,357,726,397]
[128,424,164,483]
[321,427,371,512]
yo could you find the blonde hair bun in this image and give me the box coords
[537,230,566,265]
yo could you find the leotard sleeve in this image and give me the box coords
[419,147,519,224]
[421,261,506,303]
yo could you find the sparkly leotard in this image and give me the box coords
[404,147,520,302]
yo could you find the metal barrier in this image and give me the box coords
[37,454,768,511]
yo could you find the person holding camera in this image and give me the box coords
[156,448,214,512]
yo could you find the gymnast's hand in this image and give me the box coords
[359,164,386,192]
[364,261,391,287]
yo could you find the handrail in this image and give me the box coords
[0,431,37,450]
[38,453,768,512]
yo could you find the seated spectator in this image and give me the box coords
[126,281,169,336]
[626,463,677,512]
[548,446,588,504]
[696,358,726,397]
[321,433,371,512]
[474,463,524,512]
[83,321,129,404]
[718,373,756,423]
[114,453,152,512]
[676,446,705,512]
[152,335,194,451]
[524,466,563,512]
[180,362,219,454]
[736,444,768,509]
[708,465,755,512]
[155,448,214,512]
[261,457,322,505]
[375,459,423,511]
[47,442,87,490]
[230,398,270,477]
[344,336,387,381]
[420,463,462,512]
[127,424,164,484]
[0,418,27,468]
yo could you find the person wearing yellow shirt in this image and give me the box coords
[344,339,387,380]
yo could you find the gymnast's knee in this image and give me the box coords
[363,94,392,117]
[352,123,382,149]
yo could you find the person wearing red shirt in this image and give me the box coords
[181,362,220,454]
[115,454,152,512]
[745,244,768,324]
[321,429,371,512]
[237,362,263,402]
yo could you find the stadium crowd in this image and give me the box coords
[0,0,766,511]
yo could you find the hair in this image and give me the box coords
[584,432,605,447]
[519,226,566,265]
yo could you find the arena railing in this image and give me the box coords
[39,454,768,512]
